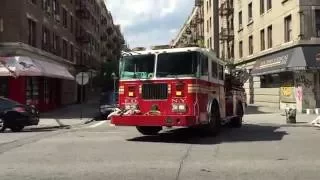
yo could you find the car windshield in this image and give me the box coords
[0,98,19,110]
[156,51,199,78]
[120,54,155,79]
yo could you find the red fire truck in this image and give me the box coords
[111,47,248,136]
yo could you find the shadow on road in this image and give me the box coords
[245,105,276,115]
[1,126,72,133]
[127,124,288,145]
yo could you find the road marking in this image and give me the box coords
[88,121,106,128]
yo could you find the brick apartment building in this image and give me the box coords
[171,0,204,48]
[0,0,124,112]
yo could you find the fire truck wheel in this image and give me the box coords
[204,102,221,136]
[136,126,162,135]
[230,103,244,128]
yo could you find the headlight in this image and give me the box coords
[125,104,138,110]
[178,104,186,112]
[172,103,187,113]
[172,104,178,111]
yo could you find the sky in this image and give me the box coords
[105,0,194,48]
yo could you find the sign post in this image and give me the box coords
[76,72,90,120]
[111,72,118,105]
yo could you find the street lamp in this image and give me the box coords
[111,72,118,105]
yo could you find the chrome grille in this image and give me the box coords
[142,83,168,100]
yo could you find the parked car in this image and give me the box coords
[0,97,40,132]
[99,91,118,118]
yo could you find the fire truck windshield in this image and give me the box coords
[120,54,155,79]
[156,51,198,78]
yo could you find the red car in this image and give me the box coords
[0,97,40,132]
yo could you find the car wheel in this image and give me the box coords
[202,102,221,136]
[10,125,24,132]
[0,118,6,132]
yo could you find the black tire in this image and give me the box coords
[136,126,162,135]
[203,102,221,136]
[0,118,6,132]
[230,103,244,128]
[10,125,24,132]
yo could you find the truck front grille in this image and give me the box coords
[142,83,168,100]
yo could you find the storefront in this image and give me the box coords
[250,45,320,112]
[0,56,75,112]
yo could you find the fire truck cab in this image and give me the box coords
[111,47,247,136]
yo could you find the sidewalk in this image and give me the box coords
[35,97,101,129]
[245,104,319,125]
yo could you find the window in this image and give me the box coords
[260,74,280,88]
[316,10,320,37]
[284,15,292,42]
[26,77,40,106]
[29,0,36,4]
[211,61,218,78]
[42,26,50,50]
[62,8,67,28]
[70,44,74,62]
[267,0,272,10]
[209,17,212,30]
[201,54,208,76]
[207,1,209,11]
[209,0,211,8]
[239,41,243,58]
[249,35,253,55]
[62,39,68,59]
[218,65,224,80]
[42,0,51,14]
[248,2,253,22]
[53,0,60,16]
[209,37,212,49]
[0,77,8,98]
[260,29,265,51]
[0,17,3,32]
[267,25,273,48]
[239,11,243,29]
[28,18,36,47]
[207,20,209,32]
[70,15,73,33]
[260,0,265,14]
[156,52,198,78]
[42,0,47,10]
[53,33,60,55]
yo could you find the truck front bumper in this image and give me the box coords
[111,115,197,127]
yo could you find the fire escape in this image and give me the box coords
[178,1,204,47]
[194,0,204,47]
[76,0,92,70]
[219,0,234,63]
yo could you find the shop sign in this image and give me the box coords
[255,54,289,70]
[76,72,89,85]
[280,81,296,103]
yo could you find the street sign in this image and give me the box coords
[76,72,89,85]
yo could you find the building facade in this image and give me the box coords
[0,0,124,112]
[171,0,204,48]
[203,0,234,63]
[233,0,320,112]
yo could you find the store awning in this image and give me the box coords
[0,56,74,80]
[251,46,320,76]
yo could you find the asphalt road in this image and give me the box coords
[0,114,320,180]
